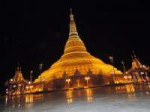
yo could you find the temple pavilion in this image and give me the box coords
[125,55,150,84]
[5,64,28,95]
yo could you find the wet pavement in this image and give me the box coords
[1,84,150,112]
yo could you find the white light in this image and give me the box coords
[10,79,13,82]
[141,72,144,75]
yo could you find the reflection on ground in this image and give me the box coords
[1,84,150,112]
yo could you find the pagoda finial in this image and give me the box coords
[16,61,22,71]
[132,50,137,59]
[69,9,79,37]
[17,61,20,71]
[69,8,74,21]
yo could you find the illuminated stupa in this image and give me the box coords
[35,10,122,83]
[12,65,27,83]
[5,64,28,95]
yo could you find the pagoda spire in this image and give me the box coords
[17,61,20,71]
[69,9,79,37]
[132,50,137,59]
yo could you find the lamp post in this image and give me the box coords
[39,63,43,73]
[109,56,115,83]
[85,76,90,87]
[109,56,114,65]
[66,78,71,89]
[9,78,14,95]
[30,70,33,83]
[121,61,126,73]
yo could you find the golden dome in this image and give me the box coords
[35,10,122,83]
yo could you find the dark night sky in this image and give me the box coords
[1,0,150,93]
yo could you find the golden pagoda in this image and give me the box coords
[126,54,150,84]
[12,66,27,83]
[132,56,143,69]
[35,9,122,83]
[5,64,28,95]
[129,54,149,71]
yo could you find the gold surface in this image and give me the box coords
[35,10,122,83]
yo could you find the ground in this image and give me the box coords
[1,84,150,112]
